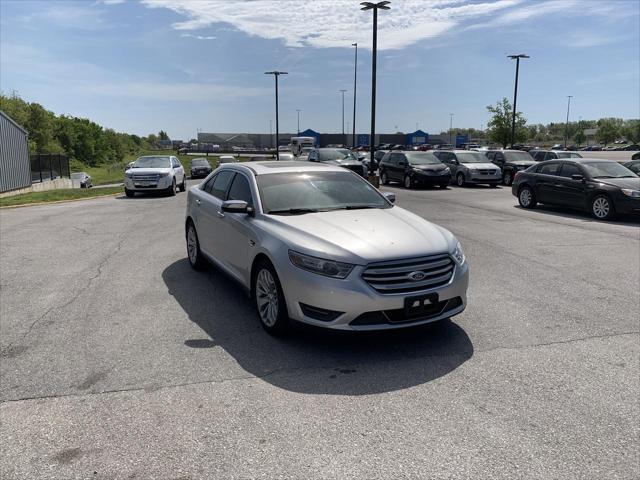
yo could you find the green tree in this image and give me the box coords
[27,103,54,153]
[596,119,619,146]
[573,130,586,146]
[486,98,527,148]
[621,120,640,144]
[158,130,169,140]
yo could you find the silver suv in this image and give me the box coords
[434,150,502,187]
[184,161,469,334]
[124,155,186,197]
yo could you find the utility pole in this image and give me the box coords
[449,113,454,146]
[564,95,573,149]
[340,89,347,146]
[508,54,529,147]
[264,71,288,160]
[352,42,358,148]
[296,109,301,135]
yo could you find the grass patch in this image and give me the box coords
[0,187,122,207]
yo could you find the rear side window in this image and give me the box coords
[558,163,582,178]
[227,173,253,206]
[209,170,235,200]
[538,163,561,175]
[486,152,495,161]
[544,152,558,160]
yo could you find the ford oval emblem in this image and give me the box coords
[408,271,426,281]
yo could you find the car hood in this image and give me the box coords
[259,207,454,264]
[321,159,362,167]
[509,160,536,167]
[460,162,499,169]
[411,163,449,172]
[594,177,640,189]
[128,168,172,175]
[191,165,211,169]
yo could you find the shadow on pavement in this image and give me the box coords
[513,204,640,226]
[163,259,473,396]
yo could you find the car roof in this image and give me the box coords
[538,158,618,164]
[219,161,347,175]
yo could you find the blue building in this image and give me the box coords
[405,130,429,146]
[297,129,321,146]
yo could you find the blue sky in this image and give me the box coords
[1,0,638,140]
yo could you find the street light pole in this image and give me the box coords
[449,113,454,146]
[296,109,301,135]
[352,42,358,148]
[340,89,347,145]
[265,71,288,160]
[508,54,529,148]
[269,119,273,148]
[361,1,390,177]
[564,95,573,149]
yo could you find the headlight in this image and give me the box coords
[451,241,466,266]
[125,171,133,178]
[289,251,354,279]
[158,172,170,178]
[621,189,640,198]
[443,167,450,173]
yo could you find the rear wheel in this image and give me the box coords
[456,173,466,187]
[380,170,389,185]
[186,222,206,270]
[518,185,537,209]
[252,260,289,335]
[404,175,412,189]
[125,188,134,198]
[591,194,614,220]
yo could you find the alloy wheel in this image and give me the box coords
[504,172,512,185]
[187,225,198,265]
[519,188,532,207]
[457,174,465,186]
[404,176,412,188]
[592,196,610,219]
[256,269,279,327]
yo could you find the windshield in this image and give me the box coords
[456,152,488,163]
[405,152,440,165]
[318,149,357,162]
[557,152,582,159]
[504,151,534,162]
[582,162,638,179]
[133,156,171,168]
[71,173,85,179]
[191,159,209,166]
[257,171,390,214]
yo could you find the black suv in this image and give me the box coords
[379,151,450,189]
[307,148,366,177]
[485,150,536,186]
[530,150,583,161]
[512,159,640,220]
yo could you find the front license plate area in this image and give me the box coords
[403,293,439,318]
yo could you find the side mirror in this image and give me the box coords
[221,200,252,215]
[382,192,396,204]
[571,174,584,181]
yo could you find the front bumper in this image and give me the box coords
[466,170,501,184]
[412,172,452,185]
[614,196,640,215]
[124,176,173,191]
[279,258,469,331]
[191,169,211,178]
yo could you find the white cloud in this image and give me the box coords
[141,0,521,50]
[98,0,126,4]
[180,33,217,40]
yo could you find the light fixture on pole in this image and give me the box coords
[564,95,573,149]
[449,113,454,146]
[296,109,301,135]
[507,54,529,148]
[361,1,390,176]
[340,89,347,145]
[264,71,288,160]
[352,42,358,148]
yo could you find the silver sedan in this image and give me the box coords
[184,162,469,334]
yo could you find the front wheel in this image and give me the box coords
[503,171,513,186]
[125,188,135,198]
[591,194,614,220]
[456,173,466,187]
[180,177,186,192]
[404,175,412,189]
[186,222,207,270]
[252,260,289,335]
[168,179,177,196]
[518,186,537,209]
[380,171,389,185]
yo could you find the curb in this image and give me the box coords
[0,192,122,210]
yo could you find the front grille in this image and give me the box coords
[132,173,161,182]
[350,297,463,326]
[361,254,455,294]
[478,169,498,175]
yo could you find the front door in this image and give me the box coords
[198,170,235,257]
[554,163,588,208]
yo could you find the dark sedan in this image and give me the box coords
[379,151,451,188]
[485,150,535,186]
[512,159,640,220]
[189,158,213,178]
[306,148,367,177]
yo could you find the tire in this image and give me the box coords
[380,170,389,185]
[252,259,289,335]
[438,183,448,189]
[503,170,513,186]
[489,183,498,188]
[168,179,177,196]
[518,185,537,209]
[125,188,135,198]
[186,221,207,270]
[456,173,466,187]
[591,194,614,220]
[180,177,186,192]
[404,175,412,189]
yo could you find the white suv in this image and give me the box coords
[124,155,186,197]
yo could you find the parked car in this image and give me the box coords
[551,144,564,150]
[218,155,238,164]
[189,158,213,179]
[622,144,640,151]
[184,161,469,333]
[512,159,639,220]
[124,155,186,197]
[580,145,602,151]
[530,150,583,161]
[71,172,92,188]
[306,148,367,177]
[417,144,434,151]
[433,150,501,187]
[275,153,295,161]
[125,161,135,171]
[632,152,640,161]
[623,160,640,174]
[485,150,536,186]
[379,151,450,188]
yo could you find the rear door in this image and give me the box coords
[555,162,587,208]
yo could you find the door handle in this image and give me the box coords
[195,199,201,205]
[216,210,225,218]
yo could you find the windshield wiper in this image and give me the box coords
[268,208,319,215]
[593,175,614,178]
[343,205,379,210]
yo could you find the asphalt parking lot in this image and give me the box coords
[1,181,638,479]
